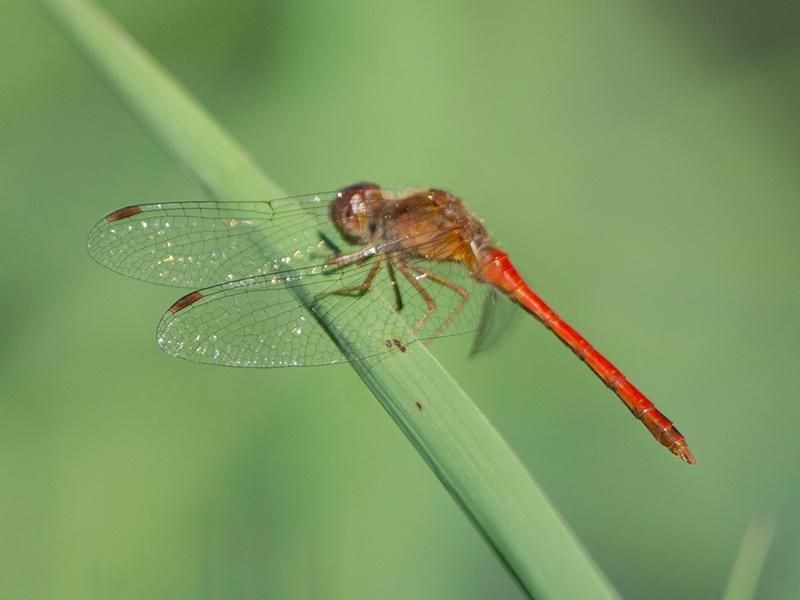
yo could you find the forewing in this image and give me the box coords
[87,193,338,289]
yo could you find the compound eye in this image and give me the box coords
[331,182,381,244]
[337,182,379,202]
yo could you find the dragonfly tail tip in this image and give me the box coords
[673,441,697,465]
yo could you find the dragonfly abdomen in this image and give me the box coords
[479,247,696,464]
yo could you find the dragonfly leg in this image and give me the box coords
[410,267,469,340]
[324,245,378,270]
[317,254,383,299]
[385,258,404,312]
[397,263,436,333]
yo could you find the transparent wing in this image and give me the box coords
[86,192,339,289]
[156,267,356,368]
[469,288,518,355]
[91,188,517,366]
[156,233,506,367]
[398,259,502,343]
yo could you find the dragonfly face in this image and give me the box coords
[329,181,383,245]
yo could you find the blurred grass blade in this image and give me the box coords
[722,515,775,600]
[42,1,619,597]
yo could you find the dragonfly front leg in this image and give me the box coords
[317,253,383,299]
[323,245,379,271]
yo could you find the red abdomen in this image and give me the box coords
[479,247,695,464]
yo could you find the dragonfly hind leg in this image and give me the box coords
[410,267,469,340]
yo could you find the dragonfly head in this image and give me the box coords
[331,182,384,244]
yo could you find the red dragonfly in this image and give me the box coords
[88,183,695,464]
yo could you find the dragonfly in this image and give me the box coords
[88,182,696,464]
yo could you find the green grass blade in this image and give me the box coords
[722,515,775,600]
[42,1,619,597]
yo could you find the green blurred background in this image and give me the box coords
[2,1,799,598]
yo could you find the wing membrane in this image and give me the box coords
[470,288,517,355]
[87,193,337,289]
[157,259,407,367]
[157,272,347,368]
[155,239,503,367]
